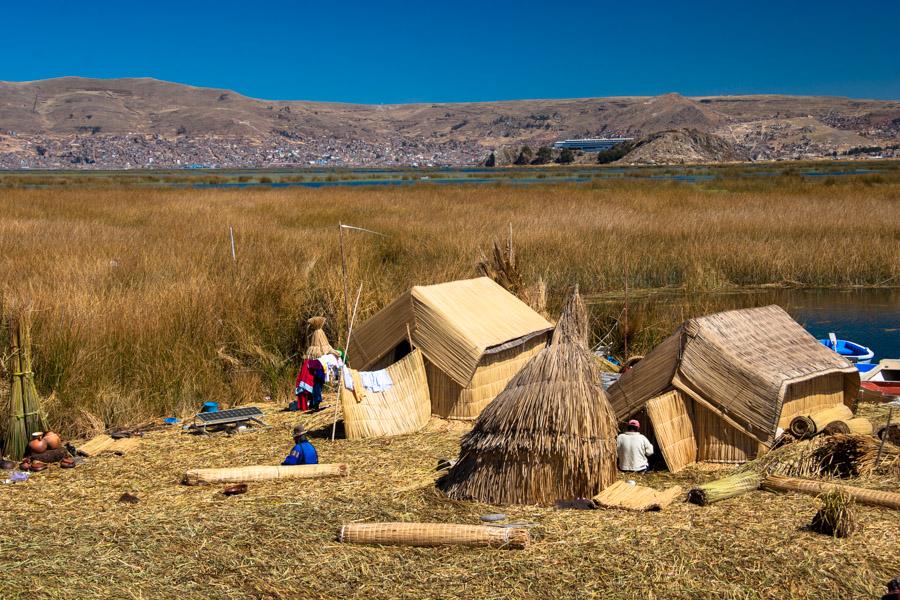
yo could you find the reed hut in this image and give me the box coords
[339,349,431,439]
[348,277,553,420]
[437,287,619,505]
[607,305,859,472]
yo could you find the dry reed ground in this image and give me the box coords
[0,178,898,436]
[1,398,897,600]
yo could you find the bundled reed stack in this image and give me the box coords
[338,522,530,549]
[749,433,898,479]
[3,314,48,460]
[183,463,348,485]
[437,286,619,505]
[810,433,890,478]
[304,316,336,359]
[810,488,857,538]
[687,471,761,506]
[762,475,900,511]
[789,404,853,439]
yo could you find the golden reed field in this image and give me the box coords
[1,175,898,434]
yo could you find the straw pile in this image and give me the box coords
[304,317,336,359]
[821,417,873,436]
[183,463,348,485]
[762,475,900,510]
[593,480,683,512]
[3,314,48,460]
[878,423,900,446]
[789,404,853,439]
[810,488,857,538]
[750,434,898,479]
[338,522,530,549]
[687,471,761,506]
[437,287,618,505]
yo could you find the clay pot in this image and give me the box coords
[43,431,61,450]
[27,433,47,455]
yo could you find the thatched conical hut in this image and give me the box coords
[437,287,618,505]
[304,316,336,359]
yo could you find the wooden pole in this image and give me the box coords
[332,284,363,441]
[623,257,629,361]
[229,226,236,262]
[339,222,351,335]
[875,406,894,469]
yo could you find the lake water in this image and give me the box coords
[588,288,900,362]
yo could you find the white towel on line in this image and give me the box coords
[342,367,393,393]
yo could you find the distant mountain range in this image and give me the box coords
[1,77,898,168]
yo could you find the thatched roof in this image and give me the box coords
[607,305,859,445]
[304,316,336,359]
[437,288,618,505]
[349,277,553,386]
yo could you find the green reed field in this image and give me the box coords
[0,173,898,435]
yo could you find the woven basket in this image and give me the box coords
[183,463,348,485]
[338,522,529,549]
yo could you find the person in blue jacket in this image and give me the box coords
[282,424,318,465]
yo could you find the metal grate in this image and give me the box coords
[194,406,264,427]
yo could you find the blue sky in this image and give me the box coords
[2,0,898,102]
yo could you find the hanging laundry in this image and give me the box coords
[343,367,393,393]
[316,353,343,382]
[294,359,326,411]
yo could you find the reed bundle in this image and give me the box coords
[762,475,900,510]
[304,316,336,359]
[821,418,873,436]
[3,315,48,460]
[810,434,888,478]
[593,480,683,512]
[438,287,619,505]
[749,434,898,479]
[789,404,853,439]
[182,463,348,485]
[338,522,530,549]
[810,488,857,538]
[687,471,761,506]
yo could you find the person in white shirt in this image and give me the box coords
[616,419,654,473]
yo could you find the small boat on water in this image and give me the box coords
[859,359,900,401]
[819,333,874,364]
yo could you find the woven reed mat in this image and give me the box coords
[76,434,116,457]
[593,480,683,512]
[110,437,141,455]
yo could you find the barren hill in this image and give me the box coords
[0,77,898,167]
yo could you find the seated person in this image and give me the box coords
[282,425,318,465]
[616,419,654,473]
